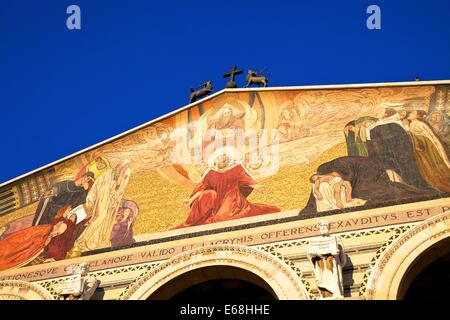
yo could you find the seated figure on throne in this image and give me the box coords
[201,104,246,151]
[207,104,246,131]
[196,102,261,159]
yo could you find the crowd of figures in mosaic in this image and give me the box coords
[0,84,448,271]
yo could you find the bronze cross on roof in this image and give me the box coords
[223,66,243,88]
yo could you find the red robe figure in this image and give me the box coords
[0,219,68,271]
[42,206,89,261]
[176,154,280,228]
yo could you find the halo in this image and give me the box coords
[206,146,242,167]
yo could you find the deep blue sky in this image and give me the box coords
[1,0,449,184]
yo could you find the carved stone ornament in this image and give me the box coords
[0,280,54,300]
[306,220,347,299]
[57,262,99,300]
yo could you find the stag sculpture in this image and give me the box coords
[189,80,213,103]
[244,70,268,87]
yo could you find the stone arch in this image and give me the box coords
[0,280,54,300]
[120,244,309,300]
[365,210,450,300]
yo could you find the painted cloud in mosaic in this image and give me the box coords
[0,84,449,271]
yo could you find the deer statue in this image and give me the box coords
[244,70,269,87]
[189,80,214,103]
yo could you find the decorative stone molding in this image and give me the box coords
[257,224,413,299]
[120,244,309,300]
[37,262,160,299]
[358,225,412,296]
[0,280,54,300]
[257,246,314,299]
[365,210,450,300]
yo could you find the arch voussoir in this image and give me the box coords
[120,244,308,300]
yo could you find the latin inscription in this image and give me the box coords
[0,204,448,282]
